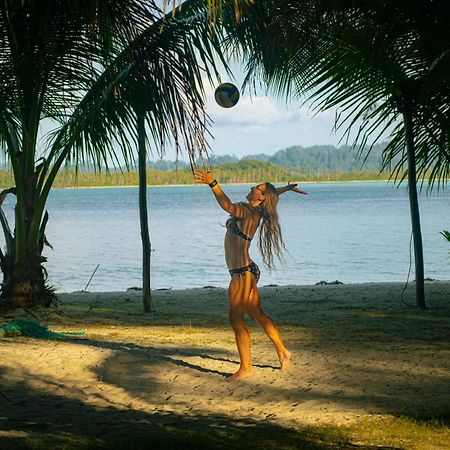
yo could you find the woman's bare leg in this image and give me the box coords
[247,287,292,370]
[227,273,254,381]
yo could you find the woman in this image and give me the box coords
[194,169,307,381]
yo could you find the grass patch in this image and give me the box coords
[344,415,450,449]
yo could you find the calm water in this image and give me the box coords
[2,182,449,291]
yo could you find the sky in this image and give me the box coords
[204,82,340,158]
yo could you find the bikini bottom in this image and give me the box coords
[229,260,260,284]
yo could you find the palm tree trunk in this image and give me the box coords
[0,258,52,308]
[402,107,426,309]
[137,108,154,313]
[0,187,55,309]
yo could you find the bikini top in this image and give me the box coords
[226,216,252,241]
[225,203,259,242]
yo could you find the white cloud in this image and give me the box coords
[207,92,289,125]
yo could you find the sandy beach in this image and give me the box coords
[1,281,449,449]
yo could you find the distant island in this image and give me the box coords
[0,142,399,188]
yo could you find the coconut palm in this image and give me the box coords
[0,0,228,308]
[221,0,450,309]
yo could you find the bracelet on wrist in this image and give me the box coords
[209,180,218,188]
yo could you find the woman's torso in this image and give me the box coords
[224,206,260,269]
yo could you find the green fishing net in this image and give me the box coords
[0,318,86,339]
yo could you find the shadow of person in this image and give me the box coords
[198,353,278,370]
[66,337,234,378]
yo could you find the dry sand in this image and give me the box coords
[1,281,449,448]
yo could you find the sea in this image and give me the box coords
[1,182,449,292]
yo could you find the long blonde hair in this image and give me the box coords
[258,183,285,269]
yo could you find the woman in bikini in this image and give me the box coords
[194,169,307,381]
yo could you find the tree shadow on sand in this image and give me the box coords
[0,370,400,450]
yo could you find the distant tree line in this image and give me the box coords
[0,159,388,189]
[0,142,394,186]
[148,142,392,172]
[263,142,391,172]
[0,143,397,189]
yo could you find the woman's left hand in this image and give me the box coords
[288,182,308,195]
[194,169,215,185]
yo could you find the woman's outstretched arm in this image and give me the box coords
[276,182,308,196]
[194,169,252,218]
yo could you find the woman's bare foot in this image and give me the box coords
[226,368,253,382]
[279,350,292,371]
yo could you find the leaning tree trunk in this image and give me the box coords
[402,105,426,309]
[137,108,154,313]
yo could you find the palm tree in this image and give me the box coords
[0,0,226,309]
[221,0,450,309]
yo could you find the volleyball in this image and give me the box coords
[214,83,240,108]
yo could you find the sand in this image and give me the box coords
[1,281,449,448]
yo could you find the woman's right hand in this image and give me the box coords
[194,169,215,185]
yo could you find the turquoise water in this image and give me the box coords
[2,182,449,291]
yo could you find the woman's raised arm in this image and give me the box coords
[194,169,252,218]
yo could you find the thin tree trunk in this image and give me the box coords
[403,107,426,309]
[137,109,153,313]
